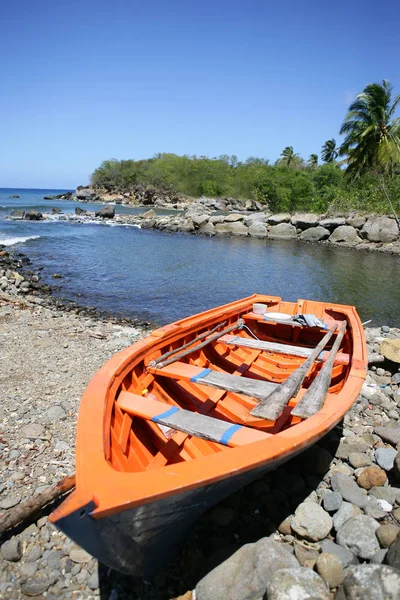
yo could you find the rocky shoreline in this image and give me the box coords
[1,257,400,599]
[9,195,400,255]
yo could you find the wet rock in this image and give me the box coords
[376,524,400,548]
[1,538,22,562]
[195,538,298,600]
[290,502,332,541]
[323,490,342,512]
[268,223,297,239]
[266,567,329,600]
[21,576,50,596]
[336,515,380,559]
[320,539,356,568]
[375,447,397,471]
[75,207,88,215]
[20,423,45,438]
[25,210,43,221]
[10,209,25,220]
[329,225,361,244]
[374,425,400,445]
[95,205,115,219]
[357,466,387,489]
[316,552,344,589]
[330,473,368,508]
[333,502,361,531]
[339,564,400,599]
[300,225,331,242]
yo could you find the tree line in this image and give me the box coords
[91,80,400,214]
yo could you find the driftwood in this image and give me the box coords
[292,321,347,419]
[0,474,75,534]
[250,324,338,420]
[149,320,243,369]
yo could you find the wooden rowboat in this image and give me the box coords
[50,294,367,576]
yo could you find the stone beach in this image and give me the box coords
[1,248,400,599]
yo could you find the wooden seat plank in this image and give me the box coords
[148,361,278,400]
[117,392,270,447]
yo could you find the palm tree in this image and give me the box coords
[339,80,400,177]
[280,146,303,168]
[321,139,338,163]
[308,154,318,168]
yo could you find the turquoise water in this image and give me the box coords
[0,188,399,325]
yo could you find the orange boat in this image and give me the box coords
[50,294,367,576]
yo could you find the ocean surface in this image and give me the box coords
[1,188,399,326]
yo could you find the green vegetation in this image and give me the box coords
[91,80,400,214]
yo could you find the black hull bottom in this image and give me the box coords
[54,457,293,576]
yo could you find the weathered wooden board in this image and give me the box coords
[117,392,270,447]
[149,361,278,400]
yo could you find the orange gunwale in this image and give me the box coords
[50,294,367,523]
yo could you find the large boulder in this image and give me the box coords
[25,210,43,221]
[300,226,330,242]
[267,213,291,225]
[329,225,361,244]
[75,186,95,201]
[291,213,320,229]
[319,217,346,231]
[97,192,124,203]
[215,222,249,236]
[195,538,298,600]
[224,213,245,222]
[361,216,399,243]
[185,203,212,219]
[199,223,216,236]
[245,213,267,226]
[192,214,210,227]
[10,209,25,220]
[248,223,268,238]
[347,215,366,229]
[95,206,115,219]
[268,223,297,239]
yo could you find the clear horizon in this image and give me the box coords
[1,0,399,188]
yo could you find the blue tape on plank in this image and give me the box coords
[152,406,179,423]
[190,368,212,382]
[219,424,242,446]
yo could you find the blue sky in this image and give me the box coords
[1,0,399,189]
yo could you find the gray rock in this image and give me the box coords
[374,426,400,446]
[1,538,21,562]
[25,210,43,221]
[385,531,400,569]
[333,502,361,531]
[374,447,397,471]
[95,205,115,219]
[330,473,368,508]
[192,214,210,227]
[75,206,88,215]
[21,576,51,596]
[267,213,291,225]
[300,226,330,241]
[224,213,244,222]
[142,209,156,219]
[215,222,249,236]
[25,545,42,562]
[46,550,64,570]
[361,216,399,243]
[316,553,344,589]
[371,549,388,564]
[20,562,39,578]
[336,515,380,559]
[268,223,297,239]
[369,486,398,505]
[266,567,329,600]
[321,539,357,568]
[88,570,100,590]
[245,213,267,226]
[323,490,342,512]
[290,502,332,541]
[0,496,21,509]
[319,217,347,230]
[335,441,369,460]
[348,452,372,468]
[195,538,298,600]
[339,564,400,599]
[20,423,45,438]
[248,222,268,238]
[10,209,25,220]
[69,548,92,563]
[75,187,95,200]
[208,215,225,224]
[291,213,320,229]
[363,497,387,520]
[329,225,361,244]
[199,222,216,236]
[46,405,66,421]
[347,215,366,229]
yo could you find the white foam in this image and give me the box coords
[0,235,40,246]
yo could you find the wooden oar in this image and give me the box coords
[250,324,338,421]
[292,320,347,419]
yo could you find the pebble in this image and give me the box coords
[25,545,43,562]
[290,502,332,541]
[357,466,387,489]
[20,423,45,438]
[330,473,368,508]
[69,548,93,563]
[376,523,400,547]
[21,576,51,596]
[323,490,342,512]
[336,515,380,559]
[88,570,100,590]
[294,543,319,567]
[348,452,372,468]
[374,425,400,446]
[1,538,22,562]
[0,495,21,509]
[316,552,344,589]
[375,447,397,470]
[46,405,66,420]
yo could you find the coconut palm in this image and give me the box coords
[280,146,303,168]
[339,80,400,177]
[308,154,319,168]
[321,139,338,163]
